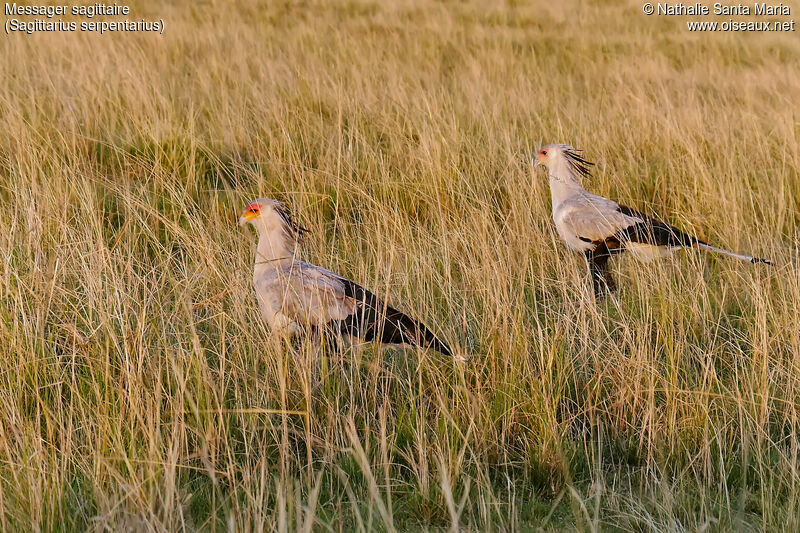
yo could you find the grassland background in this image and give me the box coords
[1,0,800,530]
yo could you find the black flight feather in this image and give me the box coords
[326,279,454,357]
[615,205,705,248]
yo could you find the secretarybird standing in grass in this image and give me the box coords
[534,144,771,299]
[239,197,464,360]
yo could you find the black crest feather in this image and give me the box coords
[564,147,594,179]
[276,203,309,242]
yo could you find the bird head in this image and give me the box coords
[238,197,309,242]
[533,144,559,169]
[534,143,593,181]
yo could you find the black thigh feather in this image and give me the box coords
[583,240,623,298]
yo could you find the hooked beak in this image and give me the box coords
[238,210,257,226]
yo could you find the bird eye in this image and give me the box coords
[542,150,548,156]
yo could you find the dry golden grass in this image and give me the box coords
[1,0,799,530]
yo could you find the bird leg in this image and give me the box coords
[585,245,616,299]
[310,325,351,375]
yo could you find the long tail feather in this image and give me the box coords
[697,243,771,265]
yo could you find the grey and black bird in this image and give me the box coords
[535,144,771,298]
[239,198,464,360]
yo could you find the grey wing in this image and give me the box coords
[560,194,642,243]
[282,262,359,325]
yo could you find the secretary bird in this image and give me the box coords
[239,198,463,360]
[534,144,771,298]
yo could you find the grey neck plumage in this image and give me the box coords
[254,225,297,274]
[548,158,587,211]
